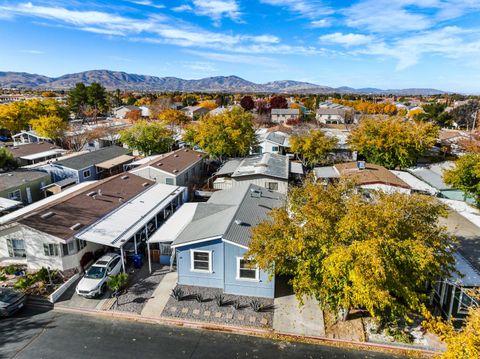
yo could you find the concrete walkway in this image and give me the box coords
[141,271,177,317]
[273,294,325,337]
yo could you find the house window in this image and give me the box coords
[271,146,279,152]
[7,189,22,201]
[458,289,476,314]
[63,241,77,255]
[6,239,26,257]
[265,182,278,191]
[237,257,259,281]
[43,243,59,257]
[76,239,87,250]
[83,169,91,178]
[191,250,212,272]
[165,177,174,185]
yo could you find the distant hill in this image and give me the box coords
[0,70,448,95]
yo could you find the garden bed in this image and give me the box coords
[162,285,274,329]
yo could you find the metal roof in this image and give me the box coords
[390,170,438,195]
[0,197,21,212]
[313,166,340,179]
[55,146,131,170]
[217,153,289,180]
[407,167,450,190]
[271,109,299,115]
[171,184,285,248]
[76,184,185,248]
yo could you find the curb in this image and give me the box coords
[53,304,437,357]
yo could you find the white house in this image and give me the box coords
[255,127,291,155]
[0,174,187,272]
[112,106,140,119]
[316,102,354,124]
[181,106,209,119]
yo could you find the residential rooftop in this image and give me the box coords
[140,148,204,175]
[271,108,299,115]
[54,145,131,170]
[0,170,50,192]
[216,153,290,179]
[17,173,154,240]
[7,142,65,159]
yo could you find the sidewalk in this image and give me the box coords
[273,294,325,337]
[141,271,177,317]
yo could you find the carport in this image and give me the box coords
[75,183,187,272]
[146,203,198,273]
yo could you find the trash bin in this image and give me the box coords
[133,254,143,269]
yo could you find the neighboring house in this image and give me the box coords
[316,103,355,124]
[0,170,51,205]
[181,106,209,119]
[12,130,50,146]
[254,127,291,155]
[320,127,356,162]
[314,161,411,194]
[7,142,67,166]
[213,153,303,194]
[270,108,300,123]
[147,184,285,298]
[129,148,205,190]
[437,129,471,155]
[431,199,480,324]
[112,106,140,119]
[0,173,187,272]
[40,146,133,183]
[139,106,150,118]
[408,162,474,203]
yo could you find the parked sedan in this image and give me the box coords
[0,287,26,317]
[76,253,122,298]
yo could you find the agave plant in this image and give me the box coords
[231,299,241,310]
[214,294,225,307]
[194,293,203,303]
[170,287,184,301]
[249,299,262,312]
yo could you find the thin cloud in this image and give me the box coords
[20,49,44,54]
[260,0,333,19]
[320,32,373,47]
[173,1,242,25]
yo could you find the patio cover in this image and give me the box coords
[96,154,134,170]
[147,203,198,244]
[0,197,22,212]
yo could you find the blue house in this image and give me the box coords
[40,146,133,183]
[150,184,285,298]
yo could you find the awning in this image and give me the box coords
[96,154,134,170]
[147,203,198,244]
[21,149,66,161]
[289,161,304,175]
[0,197,22,212]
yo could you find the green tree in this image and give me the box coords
[67,83,88,117]
[183,107,255,160]
[444,153,480,207]
[290,130,338,167]
[248,180,456,321]
[120,120,174,156]
[87,82,108,115]
[348,117,439,169]
[0,147,17,170]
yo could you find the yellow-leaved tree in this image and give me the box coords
[348,116,439,169]
[30,116,69,140]
[182,107,255,160]
[248,179,456,321]
[290,129,338,167]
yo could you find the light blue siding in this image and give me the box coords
[176,239,224,289]
[175,239,275,298]
[223,242,274,298]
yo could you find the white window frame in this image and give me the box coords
[457,289,476,315]
[43,243,59,257]
[271,146,279,152]
[165,177,174,185]
[236,257,259,282]
[7,189,22,201]
[6,238,26,257]
[190,249,212,273]
[83,169,91,178]
[265,182,279,191]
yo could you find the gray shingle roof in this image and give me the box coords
[55,146,131,170]
[265,132,289,146]
[271,109,299,115]
[172,183,285,248]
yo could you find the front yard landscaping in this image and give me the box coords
[162,284,274,329]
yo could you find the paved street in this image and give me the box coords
[0,307,403,359]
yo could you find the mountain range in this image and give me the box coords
[0,70,447,95]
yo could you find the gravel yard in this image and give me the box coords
[162,284,274,328]
[110,263,169,314]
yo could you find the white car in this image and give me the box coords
[76,253,122,298]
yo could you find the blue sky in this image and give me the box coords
[1,1,480,92]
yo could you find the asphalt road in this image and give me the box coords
[0,307,403,359]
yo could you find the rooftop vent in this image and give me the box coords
[250,189,261,198]
[121,175,129,180]
[173,169,178,173]
[41,211,55,219]
[157,163,163,166]
[86,191,97,197]
[142,182,150,187]
[174,154,179,158]
[70,223,82,231]
[98,189,102,196]
[185,149,189,152]
[234,219,244,226]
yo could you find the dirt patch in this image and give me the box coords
[324,308,366,341]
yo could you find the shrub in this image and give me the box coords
[4,265,18,275]
[107,273,128,295]
[214,294,225,307]
[170,287,184,301]
[385,327,415,344]
[194,293,203,303]
[232,299,241,310]
[249,299,262,312]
